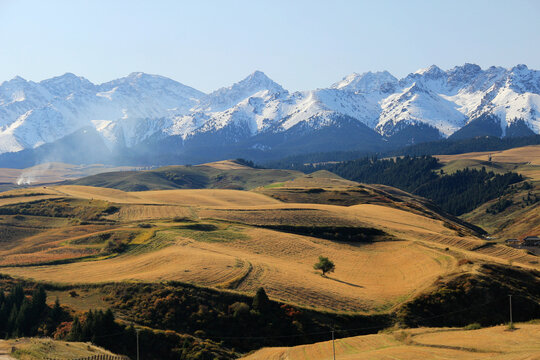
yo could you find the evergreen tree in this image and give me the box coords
[7,305,18,336]
[15,300,32,336]
[0,300,7,337]
[30,286,47,320]
[252,288,270,312]
[69,316,83,341]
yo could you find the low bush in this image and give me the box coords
[464,323,482,330]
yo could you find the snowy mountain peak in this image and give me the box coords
[127,71,146,78]
[1,64,540,160]
[236,70,284,93]
[120,72,178,84]
[0,76,52,106]
[99,72,204,101]
[331,71,398,93]
[6,75,27,84]
[40,73,95,97]
[400,65,446,88]
[104,72,178,87]
[448,63,482,78]
[511,64,529,72]
[246,70,271,81]
[415,65,445,77]
[196,71,286,112]
[506,64,540,94]
[0,76,30,91]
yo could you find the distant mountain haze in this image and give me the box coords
[0,64,539,166]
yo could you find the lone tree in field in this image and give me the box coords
[314,256,335,276]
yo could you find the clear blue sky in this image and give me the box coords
[1,0,539,92]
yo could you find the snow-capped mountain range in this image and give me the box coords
[0,64,539,165]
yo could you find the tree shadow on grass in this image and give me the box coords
[324,276,364,288]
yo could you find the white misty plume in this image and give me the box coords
[15,162,54,185]
[16,173,35,185]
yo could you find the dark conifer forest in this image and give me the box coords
[310,156,523,215]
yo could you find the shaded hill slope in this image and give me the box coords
[68,160,303,191]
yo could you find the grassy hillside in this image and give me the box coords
[68,160,303,191]
[242,323,540,360]
[436,144,540,181]
[461,182,540,239]
[1,338,120,360]
[437,145,540,239]
[255,173,485,237]
[0,175,537,314]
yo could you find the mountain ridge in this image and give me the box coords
[1,64,540,166]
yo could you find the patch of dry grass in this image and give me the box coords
[4,337,117,359]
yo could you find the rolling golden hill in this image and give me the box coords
[242,323,540,360]
[0,169,537,313]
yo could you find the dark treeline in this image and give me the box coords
[321,155,440,192]
[0,284,66,338]
[0,279,391,360]
[66,309,234,360]
[414,168,523,215]
[313,156,523,215]
[263,135,540,169]
[0,281,238,360]
[389,134,540,157]
[263,149,375,169]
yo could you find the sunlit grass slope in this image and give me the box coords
[242,323,540,360]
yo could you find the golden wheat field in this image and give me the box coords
[51,185,281,207]
[0,223,117,266]
[242,323,540,360]
[0,194,61,206]
[0,180,538,312]
[0,224,456,311]
[436,145,540,165]
[436,145,540,181]
[134,189,281,207]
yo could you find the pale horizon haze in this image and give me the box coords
[1,0,539,93]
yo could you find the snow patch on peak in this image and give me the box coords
[506,65,540,94]
[232,70,284,94]
[377,82,467,137]
[196,71,286,112]
[414,65,445,77]
[40,73,95,97]
[331,71,397,93]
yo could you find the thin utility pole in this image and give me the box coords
[136,328,140,360]
[509,295,513,327]
[331,327,336,360]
